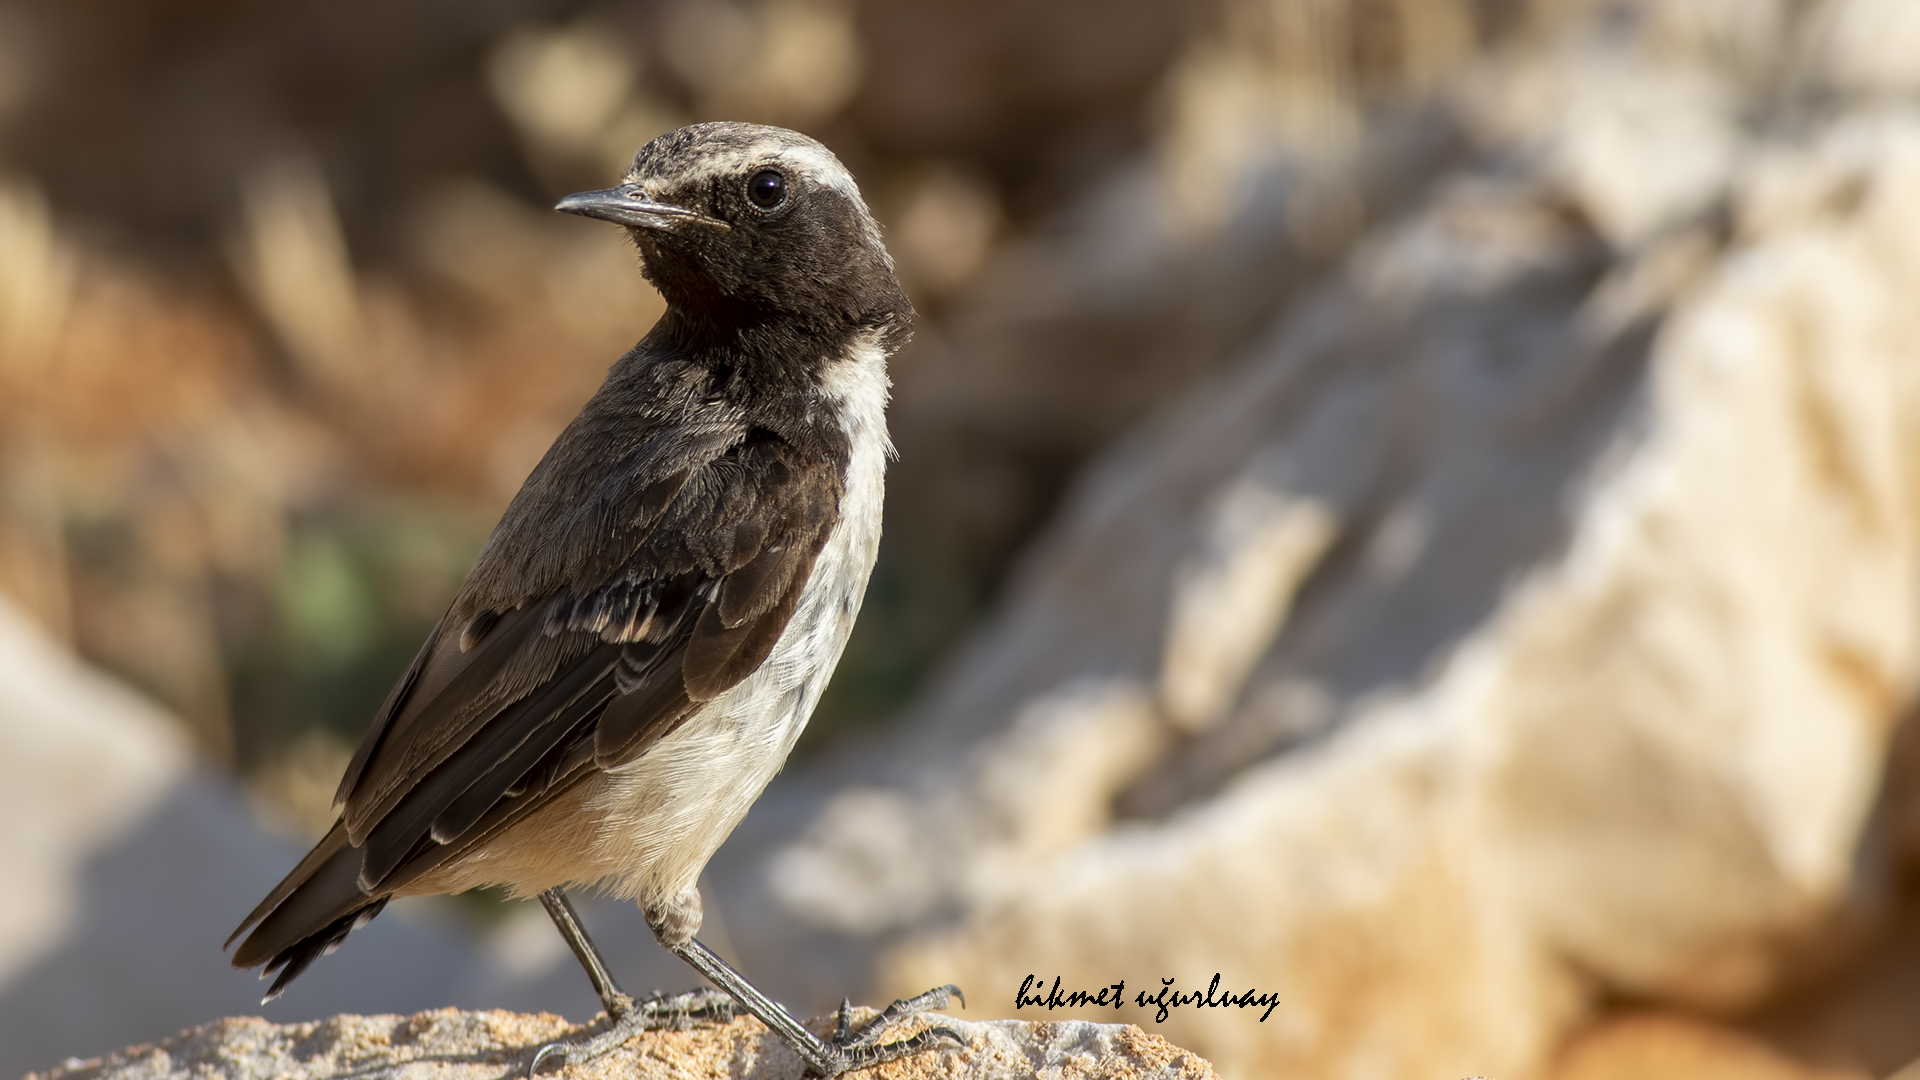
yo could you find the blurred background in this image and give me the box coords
[3,0,1920,1077]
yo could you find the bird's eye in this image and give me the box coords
[746,169,786,210]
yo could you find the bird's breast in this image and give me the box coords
[571,329,894,901]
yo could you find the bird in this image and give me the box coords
[226,122,961,1077]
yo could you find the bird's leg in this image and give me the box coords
[526,889,736,1076]
[666,936,967,1078]
[538,888,633,1018]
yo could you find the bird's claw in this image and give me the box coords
[525,987,739,1076]
[527,1041,570,1076]
[813,984,969,1075]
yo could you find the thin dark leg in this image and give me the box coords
[669,937,966,1078]
[538,888,634,1018]
[670,938,838,1073]
[526,889,737,1076]
[526,891,961,1077]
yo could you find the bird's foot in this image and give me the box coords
[815,984,968,1076]
[633,986,739,1030]
[527,988,738,1075]
[664,939,965,1077]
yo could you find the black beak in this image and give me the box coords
[554,183,728,231]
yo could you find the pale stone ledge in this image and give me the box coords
[29,1008,1219,1080]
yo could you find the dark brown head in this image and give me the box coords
[557,122,910,348]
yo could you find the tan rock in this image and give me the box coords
[1478,109,1920,1008]
[768,6,1920,1080]
[1548,1013,1865,1080]
[28,1008,1218,1080]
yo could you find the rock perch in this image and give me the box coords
[27,1008,1219,1080]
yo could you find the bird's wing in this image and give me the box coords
[229,425,842,978]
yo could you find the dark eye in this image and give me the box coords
[746,169,786,210]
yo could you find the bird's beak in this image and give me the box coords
[554,183,729,231]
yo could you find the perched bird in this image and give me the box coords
[227,122,960,1076]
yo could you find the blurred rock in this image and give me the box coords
[713,4,1920,1079]
[850,0,1197,200]
[0,597,546,1077]
[29,1008,1218,1080]
[870,0,1558,628]
[1548,1014,1865,1080]
[878,103,1465,648]
[1723,706,1920,1078]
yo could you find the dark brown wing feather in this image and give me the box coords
[355,637,625,888]
[342,601,577,843]
[591,654,703,764]
[684,560,814,700]
[229,409,844,987]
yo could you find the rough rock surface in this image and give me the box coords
[28,1009,1217,1080]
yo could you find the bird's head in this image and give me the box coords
[557,122,910,347]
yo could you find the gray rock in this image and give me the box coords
[28,1008,1219,1080]
[0,601,537,1077]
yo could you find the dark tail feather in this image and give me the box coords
[227,820,351,949]
[229,821,385,1001]
[260,899,387,1003]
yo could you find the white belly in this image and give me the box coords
[582,479,883,904]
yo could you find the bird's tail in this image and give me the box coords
[226,820,386,1003]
